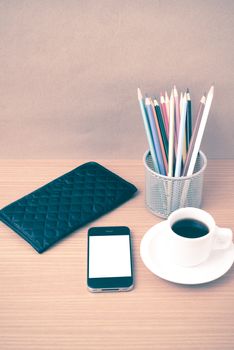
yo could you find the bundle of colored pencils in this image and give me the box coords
[138,85,214,177]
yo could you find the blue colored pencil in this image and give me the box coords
[145,98,166,175]
[153,99,168,160]
[137,88,159,173]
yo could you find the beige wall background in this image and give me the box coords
[1,0,234,159]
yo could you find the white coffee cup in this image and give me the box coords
[164,207,233,267]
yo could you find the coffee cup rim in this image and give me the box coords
[168,207,215,240]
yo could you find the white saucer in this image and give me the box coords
[140,222,234,285]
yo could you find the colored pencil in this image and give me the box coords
[174,86,180,143]
[168,90,175,177]
[186,86,214,176]
[165,91,170,120]
[138,86,213,179]
[137,88,159,173]
[179,92,186,162]
[172,90,178,154]
[180,92,183,116]
[182,94,206,176]
[150,98,168,173]
[186,89,192,151]
[154,99,168,160]
[160,94,169,137]
[183,131,187,163]
[174,93,188,177]
[145,98,166,175]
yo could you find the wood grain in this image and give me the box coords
[0,159,234,350]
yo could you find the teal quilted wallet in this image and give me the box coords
[0,162,137,253]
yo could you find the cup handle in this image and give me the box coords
[213,226,233,250]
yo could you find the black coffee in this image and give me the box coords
[172,219,209,238]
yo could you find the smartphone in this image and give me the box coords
[87,226,134,292]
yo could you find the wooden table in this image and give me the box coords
[0,159,234,350]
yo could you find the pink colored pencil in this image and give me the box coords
[165,91,170,119]
[174,86,180,142]
[170,87,178,156]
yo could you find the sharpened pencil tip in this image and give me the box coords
[201,95,206,104]
[165,91,169,101]
[206,86,214,100]
[145,97,151,105]
[170,89,174,99]
[137,88,142,100]
[173,85,178,97]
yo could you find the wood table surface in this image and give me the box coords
[0,159,234,350]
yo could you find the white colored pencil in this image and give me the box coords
[182,94,206,176]
[174,93,187,177]
[180,92,183,116]
[186,86,214,176]
[168,90,174,177]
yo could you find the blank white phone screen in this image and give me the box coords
[89,235,131,278]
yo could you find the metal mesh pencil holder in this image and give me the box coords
[143,150,207,218]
